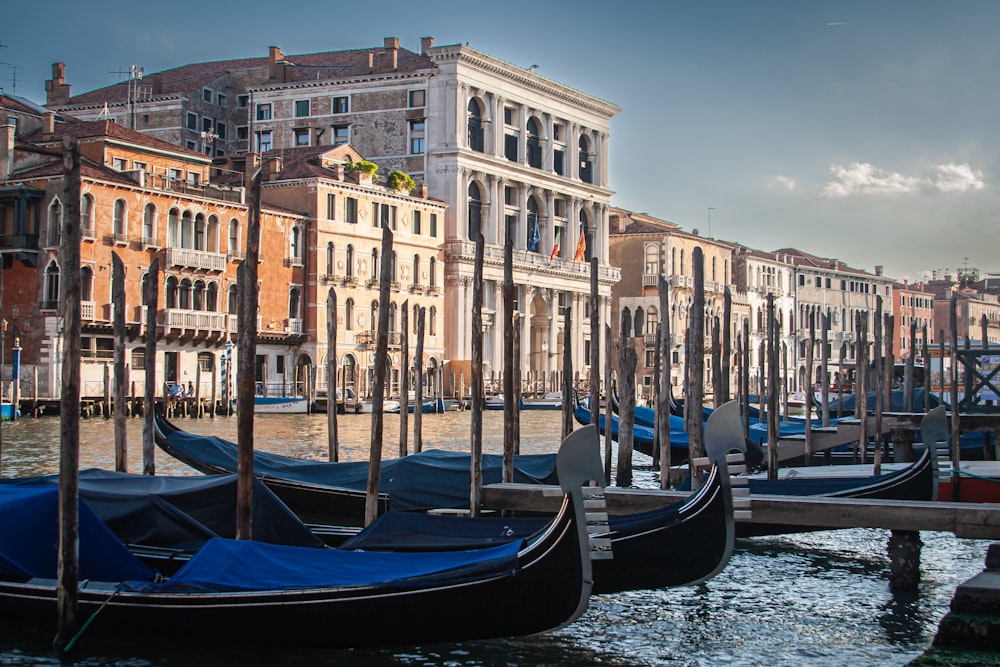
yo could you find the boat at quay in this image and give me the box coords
[0,411,994,666]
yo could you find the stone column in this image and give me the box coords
[568,123,579,180]
[494,96,506,159]
[544,189,556,258]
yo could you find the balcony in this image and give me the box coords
[81,226,96,241]
[143,172,246,205]
[166,247,227,272]
[164,308,227,333]
[642,274,660,287]
[353,330,404,348]
[81,301,96,321]
[286,318,303,334]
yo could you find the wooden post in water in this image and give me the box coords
[512,311,521,454]
[874,309,886,474]
[781,342,789,421]
[55,137,82,649]
[804,316,814,464]
[195,364,202,419]
[365,226,393,526]
[469,233,485,516]
[112,252,127,471]
[689,248,705,462]
[757,339,766,426]
[766,294,779,478]
[561,306,573,439]
[399,300,409,457]
[949,295,961,501]
[326,289,339,462]
[590,258,601,434]
[938,330,945,403]
[414,307,425,453]
[837,342,846,420]
[651,324,662,468]
[603,323,613,484]
[711,316,722,409]
[722,287,732,403]
[102,363,110,419]
[742,320,750,438]
[657,276,672,488]
[236,166,262,539]
[904,319,917,413]
[503,235,516,481]
[882,313,895,463]
[617,346,637,488]
[922,325,931,413]
[821,312,830,427]
[210,364,217,420]
[857,312,869,464]
[142,258,160,474]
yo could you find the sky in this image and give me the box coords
[3,1,998,283]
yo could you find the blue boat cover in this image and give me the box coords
[162,426,559,511]
[131,536,523,592]
[340,511,551,551]
[0,469,324,550]
[0,485,157,582]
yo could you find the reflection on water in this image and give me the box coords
[0,413,991,666]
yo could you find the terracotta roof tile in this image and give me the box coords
[21,120,207,160]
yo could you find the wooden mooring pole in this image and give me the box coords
[365,226,393,526]
[413,307,425,453]
[469,233,485,516]
[327,289,338,462]
[112,252,127,471]
[657,275,671,488]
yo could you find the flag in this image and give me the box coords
[549,242,559,262]
[528,217,540,251]
[574,227,586,261]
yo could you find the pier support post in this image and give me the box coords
[888,530,923,591]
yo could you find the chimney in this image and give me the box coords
[382,37,399,71]
[420,36,435,54]
[45,62,71,106]
[268,46,285,81]
[420,184,428,198]
[359,50,374,71]
[874,265,883,277]
[267,155,282,180]
[150,73,163,95]
[43,112,55,134]
[0,123,14,181]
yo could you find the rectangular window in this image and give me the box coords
[217,93,227,106]
[503,107,513,125]
[504,133,518,162]
[333,125,349,145]
[186,140,197,150]
[202,117,213,132]
[168,168,182,182]
[112,157,127,170]
[326,194,336,220]
[504,186,516,205]
[332,96,349,114]
[236,125,249,141]
[187,172,200,186]
[256,103,272,121]
[237,95,249,107]
[186,112,198,130]
[216,121,227,140]
[815,276,822,288]
[294,99,310,117]
[412,210,421,235]
[825,278,831,288]
[553,149,565,176]
[203,88,213,103]
[430,213,438,237]
[372,203,397,230]
[409,89,426,107]
[409,119,425,154]
[255,130,272,152]
[293,128,310,146]
[345,197,358,223]
[133,161,147,171]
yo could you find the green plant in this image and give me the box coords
[344,160,379,175]
[387,169,416,192]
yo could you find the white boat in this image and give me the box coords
[253,396,309,414]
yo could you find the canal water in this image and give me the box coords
[0,411,991,666]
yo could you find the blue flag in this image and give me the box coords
[528,217,540,251]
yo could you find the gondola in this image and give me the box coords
[153,414,559,525]
[0,426,604,650]
[572,396,693,463]
[341,401,746,594]
[155,404,747,593]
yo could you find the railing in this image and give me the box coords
[642,274,659,287]
[164,308,227,332]
[143,172,246,204]
[81,226,96,241]
[81,301,96,320]
[442,240,621,282]
[286,318,303,334]
[166,247,227,272]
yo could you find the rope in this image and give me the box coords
[942,468,1000,484]
[62,582,125,652]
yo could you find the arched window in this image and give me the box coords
[80,265,94,302]
[288,287,300,319]
[194,213,206,251]
[206,282,218,311]
[143,203,156,244]
[370,300,378,331]
[526,117,542,168]
[345,245,354,279]
[206,215,219,252]
[168,208,180,247]
[80,194,94,233]
[644,244,658,275]
[467,98,485,152]
[646,307,658,335]
[228,219,240,255]
[388,302,397,333]
[290,226,302,262]
[712,256,717,282]
[227,284,239,314]
[345,298,354,331]
[44,261,60,308]
[113,199,127,237]
[413,303,420,334]
[671,247,677,276]
[578,135,593,183]
[413,254,421,286]
[178,278,193,310]
[48,198,62,246]
[429,306,437,336]
[141,273,150,306]
[467,182,483,241]
[181,211,193,248]
[680,249,686,276]
[371,248,379,281]
[429,257,436,290]
[326,242,335,275]
[193,280,206,311]
[165,276,179,309]
[391,251,398,283]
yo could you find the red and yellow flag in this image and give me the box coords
[573,228,586,262]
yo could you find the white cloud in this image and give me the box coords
[773,175,797,191]
[822,162,921,197]
[932,163,984,193]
